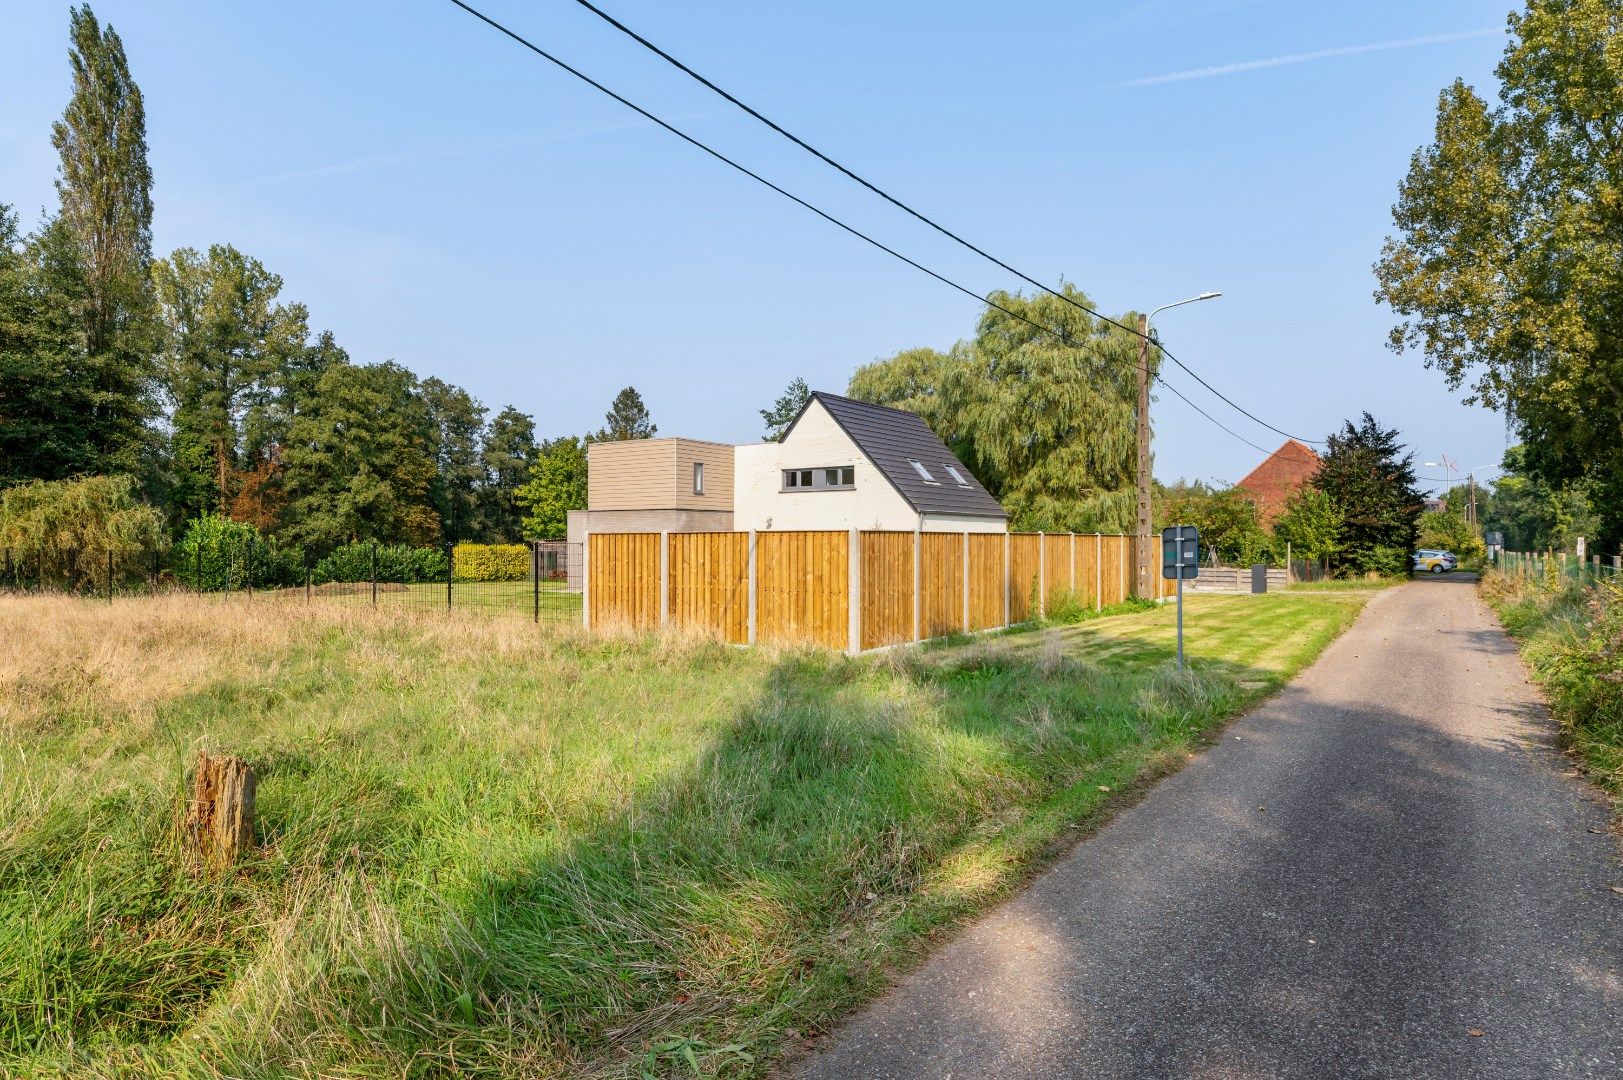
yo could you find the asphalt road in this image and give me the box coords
[796,576,1622,1079]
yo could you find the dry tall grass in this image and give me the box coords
[0,590,1361,1079]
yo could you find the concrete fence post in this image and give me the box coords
[961,531,970,633]
[848,528,861,656]
[747,530,758,645]
[659,531,670,627]
[912,524,922,642]
[580,532,591,630]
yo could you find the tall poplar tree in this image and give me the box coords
[50,4,158,474]
[760,377,809,441]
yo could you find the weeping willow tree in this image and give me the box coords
[848,285,1148,531]
[0,474,165,588]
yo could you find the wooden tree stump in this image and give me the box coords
[185,751,256,869]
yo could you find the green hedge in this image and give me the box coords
[174,515,303,591]
[452,543,530,582]
[312,543,446,585]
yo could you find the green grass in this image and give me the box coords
[1284,575,1407,592]
[0,588,1368,1078]
[1480,569,1623,807]
[262,579,583,620]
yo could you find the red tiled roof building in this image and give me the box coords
[1236,439,1321,527]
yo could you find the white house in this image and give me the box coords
[734,392,1006,533]
[566,391,1008,544]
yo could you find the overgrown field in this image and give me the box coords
[1481,568,1623,804]
[1,590,1364,1078]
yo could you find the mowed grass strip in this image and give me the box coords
[0,589,1365,1079]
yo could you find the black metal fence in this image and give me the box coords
[1,540,584,625]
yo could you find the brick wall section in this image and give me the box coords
[1235,440,1320,526]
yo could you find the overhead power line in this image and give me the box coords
[563,0,1319,447]
[442,0,1282,457]
[1156,377,1272,455]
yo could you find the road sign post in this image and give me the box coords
[1162,525,1200,668]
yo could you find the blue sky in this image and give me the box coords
[2,0,1515,491]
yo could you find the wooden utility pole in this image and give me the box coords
[1135,311,1152,598]
[1468,473,1477,527]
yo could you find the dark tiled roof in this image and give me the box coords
[788,392,1007,518]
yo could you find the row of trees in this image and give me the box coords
[1377,0,1622,557]
[845,294,1425,575]
[0,6,695,553]
[1,7,544,549]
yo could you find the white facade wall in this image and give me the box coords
[732,400,1004,533]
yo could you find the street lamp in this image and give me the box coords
[1136,292,1222,598]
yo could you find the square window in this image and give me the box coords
[841,467,854,486]
[825,468,840,487]
[800,470,813,488]
[784,470,798,488]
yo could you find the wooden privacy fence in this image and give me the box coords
[588,531,1170,653]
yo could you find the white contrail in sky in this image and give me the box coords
[1119,27,1501,87]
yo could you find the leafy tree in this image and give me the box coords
[1157,482,1273,565]
[49,4,159,476]
[0,474,164,588]
[1272,487,1344,564]
[848,285,1143,531]
[172,513,303,590]
[0,206,87,484]
[242,328,347,463]
[847,347,958,431]
[419,377,487,543]
[278,361,440,551]
[760,377,810,441]
[595,386,656,442]
[1312,413,1421,576]
[151,244,309,517]
[516,436,586,539]
[1375,0,1623,552]
[1417,509,1485,561]
[479,405,537,542]
[1483,446,1597,552]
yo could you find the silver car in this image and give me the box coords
[1413,549,1458,574]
